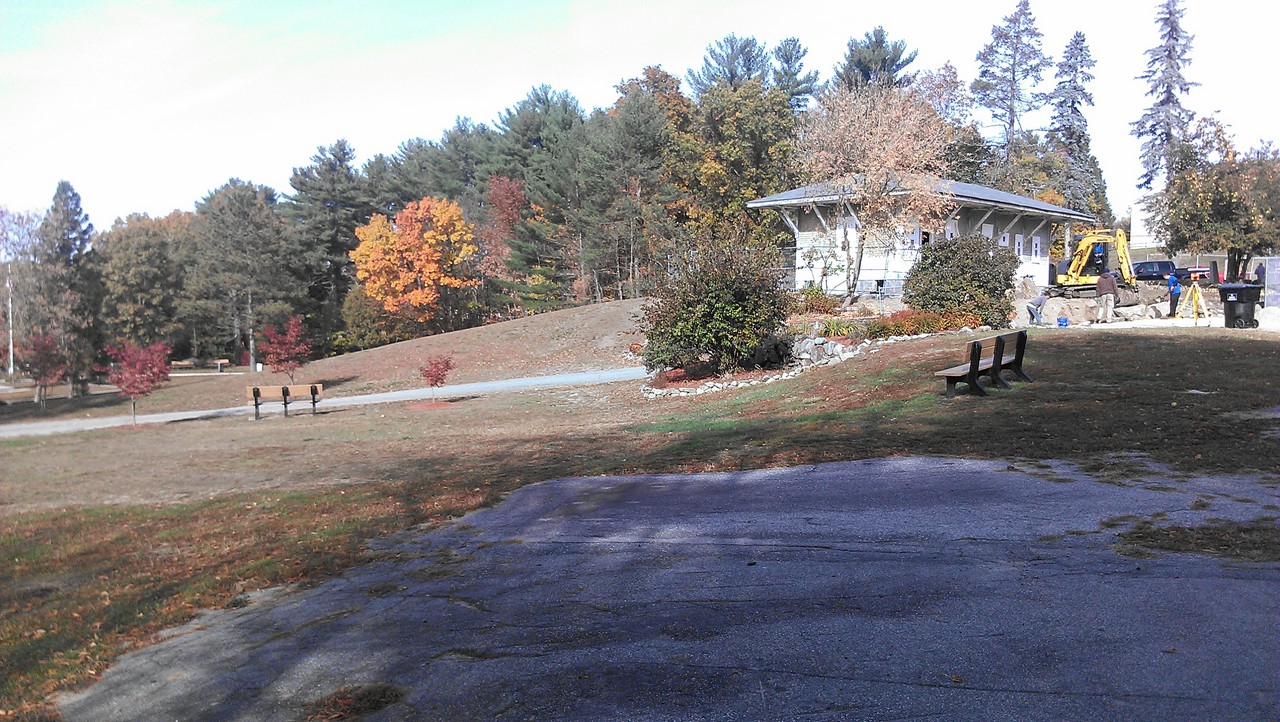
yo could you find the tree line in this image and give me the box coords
[1,0,1271,391]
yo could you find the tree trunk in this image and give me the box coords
[246,291,256,372]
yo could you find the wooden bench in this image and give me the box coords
[213,358,231,372]
[171,360,196,370]
[246,384,324,420]
[934,330,1033,397]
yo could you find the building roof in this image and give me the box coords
[746,179,1095,224]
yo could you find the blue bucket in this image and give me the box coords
[1056,317,1069,328]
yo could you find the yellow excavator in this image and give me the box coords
[1049,228,1140,304]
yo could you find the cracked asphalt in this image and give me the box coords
[57,457,1278,721]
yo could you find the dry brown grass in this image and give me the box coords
[1,310,1278,716]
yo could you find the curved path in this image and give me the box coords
[0,367,649,440]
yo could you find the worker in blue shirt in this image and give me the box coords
[1166,273,1181,318]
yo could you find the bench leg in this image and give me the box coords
[253,398,261,421]
[965,372,988,397]
[1008,365,1033,383]
[311,396,318,415]
[986,368,1012,390]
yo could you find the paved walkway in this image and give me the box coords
[0,367,649,440]
[57,457,1278,720]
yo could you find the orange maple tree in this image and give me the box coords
[349,197,479,322]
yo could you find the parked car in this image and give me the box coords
[1175,266,1220,285]
[1132,260,1176,281]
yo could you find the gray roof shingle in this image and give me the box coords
[746,179,1094,223]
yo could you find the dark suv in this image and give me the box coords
[1132,260,1176,281]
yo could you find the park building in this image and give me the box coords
[747,180,1095,297]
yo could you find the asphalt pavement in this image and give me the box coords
[57,457,1278,721]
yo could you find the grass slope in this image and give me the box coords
[1,324,1278,717]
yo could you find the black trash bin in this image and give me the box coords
[1218,284,1263,328]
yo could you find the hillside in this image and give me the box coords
[0,298,648,421]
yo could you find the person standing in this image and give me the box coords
[1166,273,1181,318]
[1256,262,1267,287]
[1095,271,1118,323]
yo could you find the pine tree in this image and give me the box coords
[491,86,587,306]
[32,181,98,394]
[832,27,918,90]
[685,35,769,98]
[1047,32,1112,221]
[771,37,821,111]
[1131,0,1197,190]
[283,139,373,343]
[972,0,1052,151]
[189,180,305,365]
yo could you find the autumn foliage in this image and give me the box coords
[261,315,313,382]
[350,197,479,323]
[20,334,69,409]
[419,353,455,401]
[105,341,171,423]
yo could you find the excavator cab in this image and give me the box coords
[1051,228,1138,302]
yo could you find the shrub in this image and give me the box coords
[819,317,858,338]
[862,308,981,339]
[795,286,841,315]
[902,233,1019,327]
[641,232,789,375]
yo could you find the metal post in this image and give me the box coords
[6,263,14,377]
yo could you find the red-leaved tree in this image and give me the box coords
[261,315,312,383]
[20,334,68,410]
[106,341,172,424]
[419,353,455,402]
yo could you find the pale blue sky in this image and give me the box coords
[1,0,1275,231]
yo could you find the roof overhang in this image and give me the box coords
[746,180,1095,225]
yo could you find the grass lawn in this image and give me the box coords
[1,326,1278,717]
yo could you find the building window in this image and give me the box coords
[999,233,1010,247]
[1032,235,1042,257]
[982,223,994,239]
[947,220,958,239]
[1015,233,1024,255]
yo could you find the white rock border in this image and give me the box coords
[641,327,984,399]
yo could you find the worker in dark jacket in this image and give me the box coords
[1095,271,1119,324]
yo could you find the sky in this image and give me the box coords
[2,0,1277,233]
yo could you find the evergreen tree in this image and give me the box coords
[1047,32,1112,221]
[283,139,374,343]
[685,34,769,98]
[972,0,1052,151]
[832,27,918,90]
[492,86,587,305]
[771,37,821,111]
[1131,0,1197,190]
[188,180,306,364]
[32,181,99,394]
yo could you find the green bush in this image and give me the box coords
[902,233,1019,327]
[641,234,789,375]
[819,317,858,338]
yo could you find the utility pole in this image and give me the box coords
[5,263,14,377]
